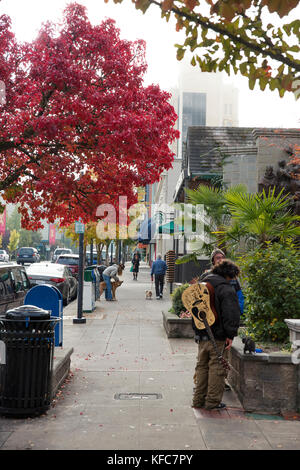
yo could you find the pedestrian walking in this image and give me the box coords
[131,253,140,281]
[192,259,241,410]
[102,263,124,301]
[151,254,167,299]
[132,250,141,261]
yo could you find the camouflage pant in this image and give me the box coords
[193,339,228,409]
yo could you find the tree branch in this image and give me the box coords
[149,0,300,72]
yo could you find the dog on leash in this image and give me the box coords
[99,280,123,300]
[145,290,153,300]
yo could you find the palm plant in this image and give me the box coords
[175,183,247,264]
[219,187,300,250]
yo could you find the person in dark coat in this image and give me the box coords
[200,248,244,315]
[132,253,140,281]
[192,259,241,410]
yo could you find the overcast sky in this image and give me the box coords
[1,0,299,128]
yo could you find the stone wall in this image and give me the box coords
[162,311,194,338]
[229,337,300,414]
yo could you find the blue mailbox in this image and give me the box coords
[24,284,63,347]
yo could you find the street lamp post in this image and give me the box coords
[73,222,86,324]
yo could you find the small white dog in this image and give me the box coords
[145,290,153,300]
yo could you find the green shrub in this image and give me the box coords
[169,283,190,317]
[240,241,300,343]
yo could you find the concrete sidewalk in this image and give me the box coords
[0,261,300,451]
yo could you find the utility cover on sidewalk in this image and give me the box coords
[114,393,162,400]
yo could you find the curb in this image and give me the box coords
[51,347,74,398]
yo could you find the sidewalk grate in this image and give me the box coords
[114,393,163,400]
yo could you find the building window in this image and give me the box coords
[182,92,206,144]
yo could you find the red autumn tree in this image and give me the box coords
[0,3,179,230]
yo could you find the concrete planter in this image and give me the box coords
[228,337,300,414]
[162,310,194,338]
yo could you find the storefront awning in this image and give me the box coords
[158,221,184,234]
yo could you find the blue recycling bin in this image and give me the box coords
[24,285,63,347]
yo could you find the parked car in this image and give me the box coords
[0,250,9,262]
[0,264,32,315]
[17,247,40,265]
[52,247,73,263]
[55,254,81,278]
[26,263,77,305]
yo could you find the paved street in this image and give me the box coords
[0,262,300,452]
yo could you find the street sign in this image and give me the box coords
[75,220,85,234]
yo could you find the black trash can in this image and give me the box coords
[0,305,60,418]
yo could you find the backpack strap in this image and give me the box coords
[204,281,218,323]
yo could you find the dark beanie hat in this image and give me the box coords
[211,248,225,264]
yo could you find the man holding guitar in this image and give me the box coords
[183,259,241,410]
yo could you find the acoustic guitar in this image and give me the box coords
[182,282,230,372]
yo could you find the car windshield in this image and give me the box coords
[19,248,34,254]
[57,257,79,265]
[0,250,5,254]
[55,249,71,255]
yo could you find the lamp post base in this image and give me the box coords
[73,318,86,324]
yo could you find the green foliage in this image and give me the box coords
[240,241,300,343]
[111,0,300,97]
[225,188,300,244]
[169,1,300,98]
[6,205,42,249]
[169,283,190,316]
[175,183,247,263]
[175,252,198,265]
